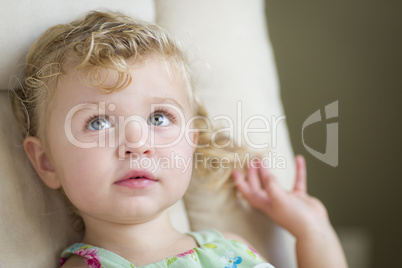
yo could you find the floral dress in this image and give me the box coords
[60,229,275,268]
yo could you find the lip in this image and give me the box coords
[114,169,158,189]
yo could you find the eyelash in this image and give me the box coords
[84,107,177,131]
[153,107,177,123]
[84,114,111,131]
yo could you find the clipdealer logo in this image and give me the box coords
[302,100,339,167]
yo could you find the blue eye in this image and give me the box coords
[148,113,171,126]
[87,117,112,130]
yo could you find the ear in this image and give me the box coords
[23,136,61,189]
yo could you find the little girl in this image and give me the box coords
[11,11,347,268]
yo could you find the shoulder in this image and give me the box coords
[61,255,87,268]
[220,230,268,263]
[220,230,250,244]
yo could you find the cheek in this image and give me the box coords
[169,140,195,175]
[151,127,183,147]
[56,149,112,211]
[153,123,197,150]
[56,150,95,185]
[53,145,109,189]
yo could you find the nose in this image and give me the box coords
[117,115,152,160]
[120,145,152,160]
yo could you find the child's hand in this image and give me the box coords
[233,155,331,240]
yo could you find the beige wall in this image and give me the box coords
[265,1,402,267]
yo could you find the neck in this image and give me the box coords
[81,210,182,254]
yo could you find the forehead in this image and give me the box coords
[54,57,191,112]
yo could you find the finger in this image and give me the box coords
[232,169,252,198]
[259,164,284,201]
[293,155,307,194]
[234,169,271,212]
[258,160,275,187]
[247,159,263,192]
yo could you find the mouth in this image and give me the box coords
[115,169,157,189]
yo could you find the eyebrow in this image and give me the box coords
[65,98,185,121]
[65,102,100,121]
[150,97,185,110]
